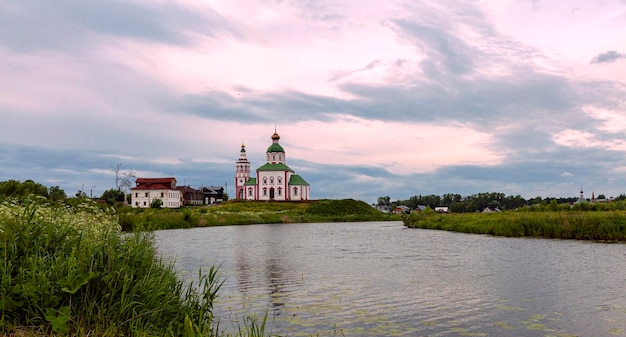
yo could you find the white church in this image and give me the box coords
[235,130,310,201]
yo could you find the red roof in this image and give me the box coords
[132,177,177,190]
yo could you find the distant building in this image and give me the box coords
[131,177,181,208]
[202,186,225,204]
[574,188,586,204]
[177,185,204,206]
[234,130,310,201]
[482,207,501,213]
[392,205,411,214]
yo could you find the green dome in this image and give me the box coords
[267,143,285,153]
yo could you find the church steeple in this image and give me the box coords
[266,129,285,164]
[234,142,251,199]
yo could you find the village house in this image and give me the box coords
[202,186,225,204]
[131,177,181,208]
[392,205,411,214]
[176,185,204,206]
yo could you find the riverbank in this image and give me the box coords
[0,200,276,336]
[403,209,626,241]
[119,199,399,231]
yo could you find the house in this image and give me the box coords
[202,186,224,204]
[482,207,501,213]
[176,185,204,206]
[374,205,391,213]
[392,205,411,214]
[234,130,310,201]
[131,177,181,208]
[435,206,449,213]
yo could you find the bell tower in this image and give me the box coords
[235,142,250,199]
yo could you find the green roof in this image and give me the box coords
[266,143,285,153]
[288,175,310,186]
[257,163,294,172]
[244,178,257,186]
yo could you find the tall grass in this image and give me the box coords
[0,199,272,336]
[403,208,626,241]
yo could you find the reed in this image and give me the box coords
[0,199,271,336]
[403,208,626,241]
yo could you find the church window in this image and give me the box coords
[293,187,298,196]
[273,155,276,161]
[278,177,282,184]
[263,177,267,184]
[263,188,267,196]
[278,188,282,196]
[248,188,253,196]
[270,177,274,184]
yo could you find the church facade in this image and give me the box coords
[235,131,310,201]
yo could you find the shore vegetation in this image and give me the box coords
[118,199,398,231]
[0,198,272,336]
[403,203,626,241]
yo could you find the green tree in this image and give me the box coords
[150,198,163,209]
[100,189,125,206]
[48,186,67,201]
[0,179,50,200]
[377,195,391,207]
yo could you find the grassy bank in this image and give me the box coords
[119,199,398,231]
[0,199,271,336]
[403,208,626,241]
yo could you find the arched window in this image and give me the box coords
[263,177,267,184]
[263,188,268,196]
[278,177,282,184]
[277,187,282,196]
[293,187,298,196]
[270,177,274,184]
[248,188,253,196]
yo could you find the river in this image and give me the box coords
[155,221,626,336]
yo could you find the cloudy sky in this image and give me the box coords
[1,0,626,203]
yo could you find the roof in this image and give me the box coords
[288,174,310,186]
[176,185,200,193]
[132,177,177,190]
[257,162,294,172]
[135,177,176,184]
[244,178,257,186]
[132,183,173,191]
[266,143,285,153]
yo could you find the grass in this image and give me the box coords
[403,208,626,241]
[119,199,398,231]
[0,198,274,336]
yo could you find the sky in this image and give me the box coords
[1,0,626,204]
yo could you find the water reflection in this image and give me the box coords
[156,222,626,336]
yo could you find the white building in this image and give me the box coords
[235,130,310,201]
[131,177,182,208]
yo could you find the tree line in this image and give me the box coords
[0,179,126,207]
[377,192,626,213]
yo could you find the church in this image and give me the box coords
[235,130,310,201]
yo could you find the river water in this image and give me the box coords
[155,221,626,336]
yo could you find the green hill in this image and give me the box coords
[119,199,398,231]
